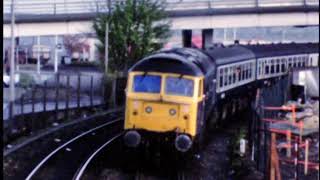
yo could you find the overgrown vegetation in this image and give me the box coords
[93,0,171,73]
[18,73,35,89]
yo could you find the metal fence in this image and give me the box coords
[3,71,106,144]
[3,0,319,15]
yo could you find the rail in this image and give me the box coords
[3,0,319,15]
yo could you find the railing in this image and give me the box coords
[3,0,319,15]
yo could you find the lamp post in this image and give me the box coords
[105,0,111,74]
[10,0,16,120]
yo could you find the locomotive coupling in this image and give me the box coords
[175,134,192,152]
[123,130,141,148]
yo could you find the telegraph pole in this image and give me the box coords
[105,0,111,74]
[10,0,16,119]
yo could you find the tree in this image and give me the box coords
[63,34,89,58]
[93,0,171,73]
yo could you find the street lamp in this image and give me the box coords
[105,0,111,74]
[10,0,16,120]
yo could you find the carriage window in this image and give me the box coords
[288,58,292,68]
[281,59,286,72]
[242,65,246,80]
[258,62,262,75]
[245,64,249,79]
[281,63,285,72]
[228,71,232,85]
[224,68,228,86]
[219,69,223,88]
[248,63,252,78]
[297,57,301,67]
[298,61,301,67]
[271,61,275,74]
[276,59,280,73]
[265,65,270,74]
[232,67,236,83]
[293,57,297,67]
[237,67,241,81]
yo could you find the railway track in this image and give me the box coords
[25,117,123,180]
[3,109,124,180]
[73,132,123,180]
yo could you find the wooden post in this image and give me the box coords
[304,139,309,175]
[20,94,24,117]
[264,122,268,178]
[43,81,47,112]
[77,74,81,109]
[65,75,70,120]
[271,132,281,180]
[292,104,296,123]
[294,139,298,180]
[299,121,303,143]
[286,130,291,157]
[270,133,276,180]
[55,73,59,121]
[31,86,35,132]
[90,76,93,107]
[109,77,117,108]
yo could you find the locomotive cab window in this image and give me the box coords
[133,74,161,93]
[165,76,194,97]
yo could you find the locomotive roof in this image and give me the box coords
[243,42,319,58]
[129,48,214,76]
[130,43,318,77]
[205,45,255,65]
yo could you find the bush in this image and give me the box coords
[18,73,35,89]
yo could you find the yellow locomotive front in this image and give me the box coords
[124,71,204,152]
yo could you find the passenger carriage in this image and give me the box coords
[123,42,319,152]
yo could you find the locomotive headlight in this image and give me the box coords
[145,106,152,114]
[169,109,176,116]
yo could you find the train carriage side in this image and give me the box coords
[206,46,256,99]
[203,46,256,123]
[303,43,319,67]
[245,43,319,82]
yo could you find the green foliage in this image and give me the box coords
[18,73,35,89]
[93,0,171,73]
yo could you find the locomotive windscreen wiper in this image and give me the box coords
[176,74,184,84]
[140,71,148,82]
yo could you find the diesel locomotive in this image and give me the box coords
[123,42,319,152]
